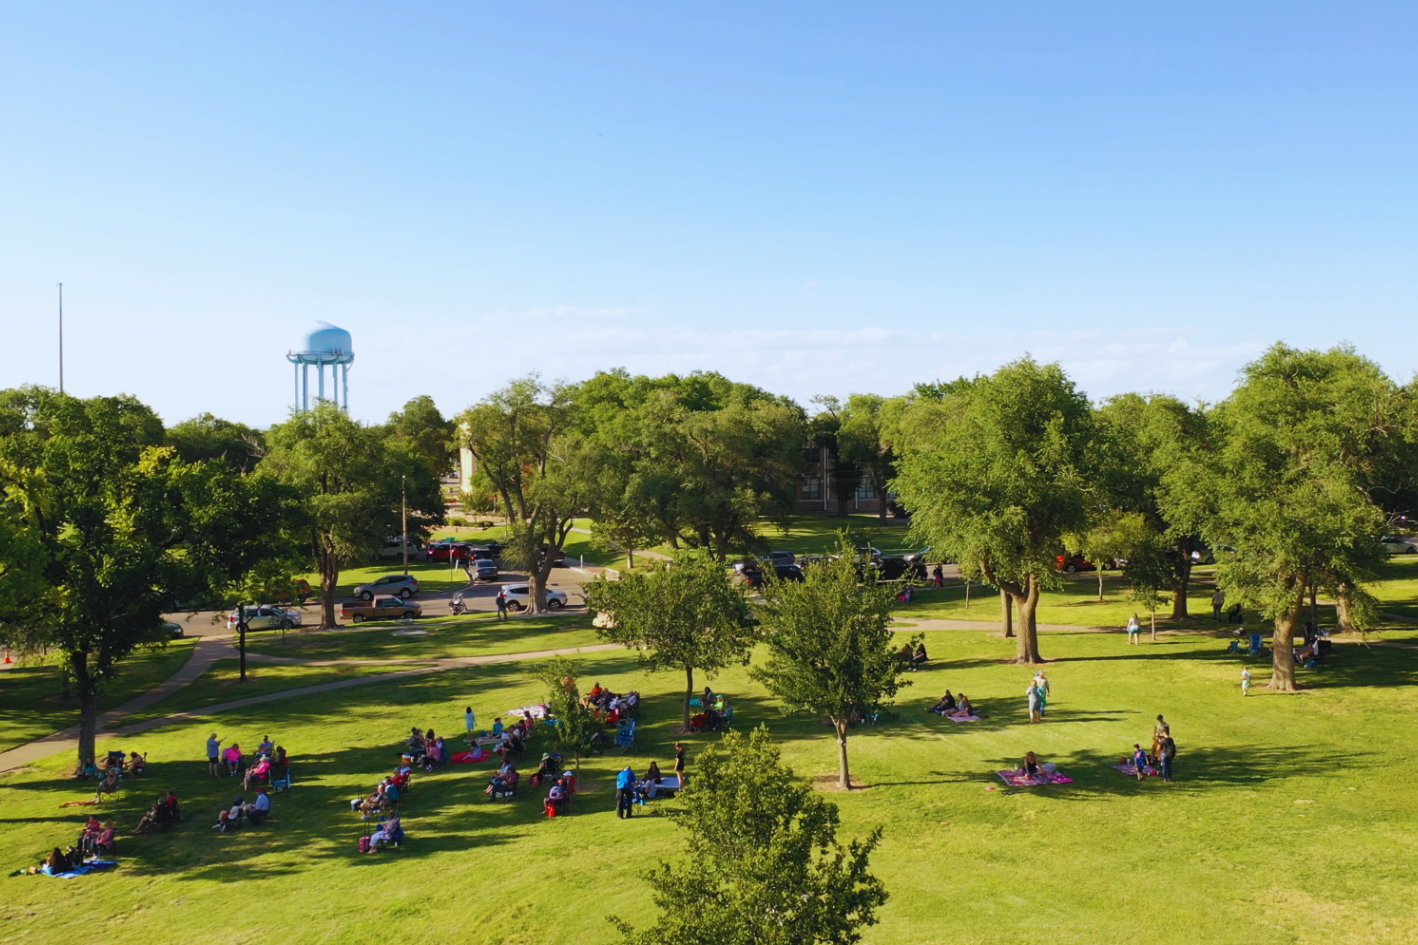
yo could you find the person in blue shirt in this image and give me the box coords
[492,719,504,737]
[615,765,636,820]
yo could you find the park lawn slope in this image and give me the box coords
[2,627,1417,944]
[242,614,602,662]
[0,640,198,754]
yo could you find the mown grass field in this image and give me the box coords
[3,617,1417,945]
[0,640,198,755]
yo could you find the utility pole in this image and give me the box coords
[402,475,409,576]
[57,283,64,393]
[237,603,248,682]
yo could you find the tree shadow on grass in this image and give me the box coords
[930,742,1365,800]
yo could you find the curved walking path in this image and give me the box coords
[0,636,621,775]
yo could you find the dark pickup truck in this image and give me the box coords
[340,596,423,623]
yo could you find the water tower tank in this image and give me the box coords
[287,321,355,411]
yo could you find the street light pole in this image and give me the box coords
[402,474,409,576]
[57,283,64,393]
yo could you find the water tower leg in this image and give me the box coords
[302,362,309,411]
[293,362,299,410]
[318,360,326,404]
[342,363,349,411]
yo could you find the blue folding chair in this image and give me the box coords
[1247,634,1264,656]
[615,721,637,755]
[271,765,293,793]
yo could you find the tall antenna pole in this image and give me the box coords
[57,283,64,393]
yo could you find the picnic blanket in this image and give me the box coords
[40,860,118,879]
[946,714,981,723]
[996,769,1074,787]
[505,704,549,719]
[1113,763,1159,778]
[451,749,492,764]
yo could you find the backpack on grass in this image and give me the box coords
[358,836,372,854]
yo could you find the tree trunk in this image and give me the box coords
[319,553,341,629]
[1335,583,1356,633]
[1170,537,1193,620]
[72,652,97,774]
[1309,583,1318,631]
[1270,595,1303,692]
[1012,574,1043,664]
[626,548,635,569]
[683,665,694,733]
[1096,565,1105,603]
[1150,607,1157,641]
[834,717,852,790]
[530,559,555,615]
[1000,588,1014,638]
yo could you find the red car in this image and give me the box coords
[1056,554,1098,573]
[427,542,471,563]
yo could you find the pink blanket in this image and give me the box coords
[946,714,981,723]
[451,749,491,764]
[1113,763,1158,778]
[995,769,1073,787]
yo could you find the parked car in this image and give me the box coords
[772,563,805,583]
[769,551,796,566]
[471,558,499,581]
[351,574,420,601]
[878,554,928,581]
[377,539,425,562]
[499,583,568,611]
[1056,554,1100,574]
[427,542,472,563]
[538,544,567,567]
[162,621,184,639]
[341,597,422,623]
[1380,535,1418,554]
[226,605,303,632]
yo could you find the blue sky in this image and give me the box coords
[2,2,1414,426]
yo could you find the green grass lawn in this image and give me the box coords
[118,660,405,728]
[243,614,603,662]
[3,625,1416,944]
[0,640,198,754]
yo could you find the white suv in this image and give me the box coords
[499,583,568,611]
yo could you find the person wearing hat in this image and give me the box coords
[245,787,272,826]
[546,778,568,816]
[531,753,556,787]
[219,797,244,831]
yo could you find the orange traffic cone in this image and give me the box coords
[3,649,11,664]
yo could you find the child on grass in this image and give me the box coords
[1241,667,1251,696]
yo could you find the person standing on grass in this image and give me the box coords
[1026,682,1041,723]
[1132,744,1149,781]
[207,732,223,778]
[1157,735,1176,782]
[495,591,508,620]
[1126,613,1141,645]
[1241,666,1251,696]
[1034,672,1050,717]
[674,742,686,787]
[616,764,636,819]
[1212,588,1226,621]
[465,706,476,739]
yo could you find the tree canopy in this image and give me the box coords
[751,541,908,789]
[612,727,887,945]
[892,357,1097,663]
[586,552,754,731]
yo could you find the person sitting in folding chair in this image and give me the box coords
[217,797,244,832]
[244,788,272,827]
[94,767,120,804]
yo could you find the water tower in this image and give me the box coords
[287,322,354,411]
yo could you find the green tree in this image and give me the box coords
[263,403,439,628]
[811,397,863,518]
[459,376,591,613]
[534,656,602,778]
[585,553,754,732]
[611,727,887,945]
[1206,344,1399,691]
[1097,393,1214,619]
[573,370,807,560]
[891,358,1096,663]
[385,395,454,478]
[166,412,266,473]
[751,541,908,789]
[0,388,286,770]
[837,393,897,522]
